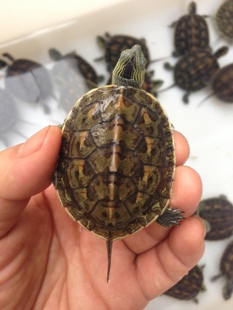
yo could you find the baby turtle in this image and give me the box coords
[1,53,53,111]
[164,265,206,303]
[0,88,17,144]
[53,45,184,282]
[164,46,228,103]
[216,0,233,39]
[196,195,233,240]
[96,33,150,71]
[170,1,210,56]
[49,48,103,112]
[211,240,233,300]
[211,63,233,103]
[0,88,32,148]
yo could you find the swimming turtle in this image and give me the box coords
[164,265,206,303]
[49,48,104,112]
[96,33,150,71]
[170,1,210,56]
[196,195,233,240]
[211,240,233,300]
[216,0,233,39]
[164,46,228,103]
[1,53,53,112]
[53,45,184,282]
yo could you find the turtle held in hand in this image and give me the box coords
[53,45,184,282]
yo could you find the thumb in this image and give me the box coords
[0,126,61,237]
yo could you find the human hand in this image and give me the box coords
[0,126,204,310]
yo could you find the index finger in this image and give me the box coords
[0,126,61,238]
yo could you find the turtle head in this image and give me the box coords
[188,2,196,15]
[112,44,146,88]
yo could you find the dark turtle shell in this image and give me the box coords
[53,85,175,242]
[2,53,53,106]
[97,33,150,71]
[164,265,206,303]
[172,1,210,56]
[216,0,233,39]
[212,63,233,103]
[166,46,228,103]
[197,195,233,240]
[49,48,103,112]
[212,240,233,300]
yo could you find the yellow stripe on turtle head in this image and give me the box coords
[112,44,146,88]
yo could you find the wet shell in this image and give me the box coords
[172,1,209,56]
[53,85,175,241]
[216,0,233,39]
[164,265,206,303]
[212,63,233,103]
[197,196,233,240]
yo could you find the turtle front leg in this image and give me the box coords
[156,207,184,227]
[183,92,191,104]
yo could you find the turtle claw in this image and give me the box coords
[157,207,184,227]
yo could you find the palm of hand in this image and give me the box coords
[0,127,204,310]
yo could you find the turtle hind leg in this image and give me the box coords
[223,280,233,300]
[156,207,184,227]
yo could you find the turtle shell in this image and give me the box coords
[3,54,53,104]
[53,85,175,241]
[0,88,17,135]
[212,63,233,103]
[173,2,209,56]
[174,49,221,92]
[97,33,150,71]
[164,265,206,302]
[212,240,233,300]
[216,0,233,39]
[197,196,233,240]
[49,49,103,112]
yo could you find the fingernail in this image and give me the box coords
[18,126,52,157]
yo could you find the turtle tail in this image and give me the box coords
[106,239,113,283]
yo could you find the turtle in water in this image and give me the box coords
[53,45,184,282]
[211,240,233,300]
[164,265,206,303]
[49,48,104,113]
[196,195,233,240]
[216,0,233,40]
[170,1,210,56]
[164,46,228,103]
